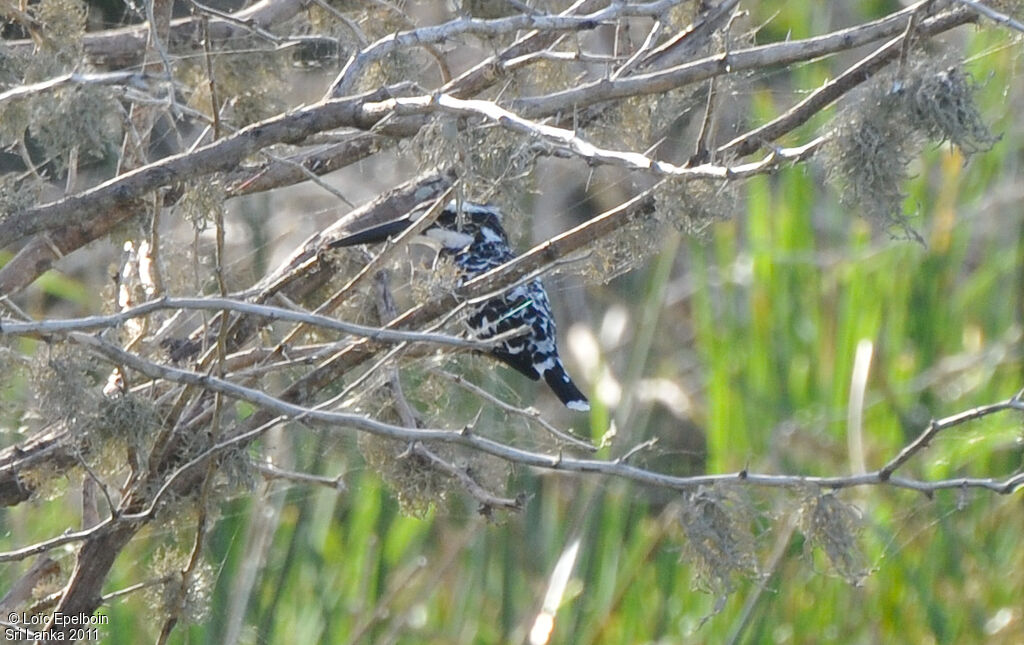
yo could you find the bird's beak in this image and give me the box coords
[329,216,414,248]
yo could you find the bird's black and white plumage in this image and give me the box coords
[331,200,590,411]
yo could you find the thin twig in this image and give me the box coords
[716,17,931,159]
[410,442,523,511]
[101,574,177,603]
[511,5,973,118]
[189,0,283,45]
[261,149,354,207]
[611,16,665,80]
[689,76,718,166]
[0,71,154,105]
[955,0,1024,33]
[200,14,222,140]
[637,0,740,70]
[329,0,684,96]
[144,0,177,117]
[4,0,311,62]
[878,398,1024,480]
[252,461,347,491]
[73,451,118,521]
[0,518,116,563]
[899,2,927,73]
[432,368,596,452]
[306,0,367,47]
[617,437,659,464]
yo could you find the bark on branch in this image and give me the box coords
[3,0,310,65]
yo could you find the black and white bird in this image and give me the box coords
[331,200,590,411]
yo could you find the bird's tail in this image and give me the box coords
[543,362,590,411]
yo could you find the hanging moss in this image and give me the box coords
[827,57,997,234]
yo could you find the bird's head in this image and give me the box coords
[427,201,509,251]
[331,200,509,251]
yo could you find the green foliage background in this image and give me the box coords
[4,3,1024,644]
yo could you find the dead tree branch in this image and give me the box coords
[3,0,310,64]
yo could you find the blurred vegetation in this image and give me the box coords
[3,2,1024,644]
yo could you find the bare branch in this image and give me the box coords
[329,0,684,96]
[0,557,60,612]
[0,204,138,296]
[442,0,606,98]
[67,331,1024,503]
[0,517,117,563]
[431,368,596,452]
[0,428,75,507]
[0,295,503,352]
[955,0,1024,33]
[511,5,973,119]
[409,442,523,511]
[252,461,348,492]
[717,6,940,158]
[0,71,156,106]
[0,5,971,279]
[222,137,386,196]
[3,0,310,64]
[636,0,740,71]
[101,574,177,604]
[370,92,824,177]
[0,89,384,250]
[879,397,1024,480]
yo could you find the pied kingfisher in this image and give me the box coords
[331,200,590,411]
